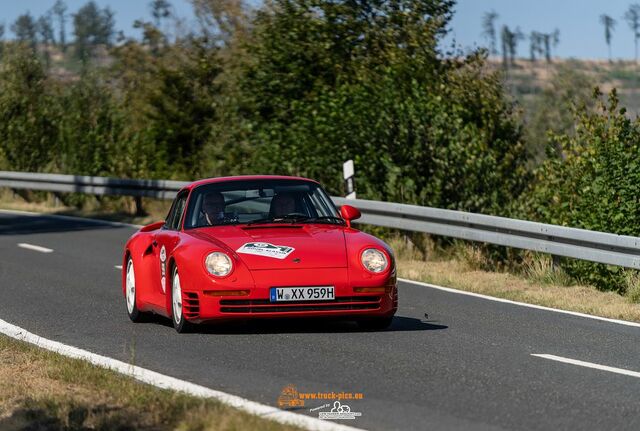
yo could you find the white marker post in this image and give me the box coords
[343,160,356,199]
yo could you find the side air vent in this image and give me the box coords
[183,292,200,319]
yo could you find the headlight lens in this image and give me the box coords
[361,248,388,273]
[205,252,233,277]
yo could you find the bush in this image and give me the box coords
[524,89,640,292]
[0,46,58,172]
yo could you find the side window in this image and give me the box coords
[165,192,189,231]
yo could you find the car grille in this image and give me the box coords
[219,296,381,313]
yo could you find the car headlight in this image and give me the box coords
[205,252,233,277]
[361,248,388,273]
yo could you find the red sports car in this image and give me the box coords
[122,176,397,332]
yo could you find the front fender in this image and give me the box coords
[166,240,257,315]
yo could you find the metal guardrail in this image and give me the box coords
[2,170,640,269]
[0,171,188,199]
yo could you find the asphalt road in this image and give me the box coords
[2,210,640,430]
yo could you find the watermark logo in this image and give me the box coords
[277,384,364,420]
[277,384,305,408]
[318,401,362,420]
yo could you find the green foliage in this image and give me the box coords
[72,1,115,60]
[110,37,222,179]
[524,89,640,291]
[217,0,530,214]
[0,47,57,171]
[525,66,595,161]
[11,13,38,50]
[53,70,125,177]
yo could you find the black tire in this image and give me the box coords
[125,258,147,322]
[356,316,394,331]
[171,265,194,333]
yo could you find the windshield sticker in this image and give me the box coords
[237,242,295,259]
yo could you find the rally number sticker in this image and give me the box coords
[236,242,295,260]
[160,245,167,293]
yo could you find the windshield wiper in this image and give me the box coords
[246,214,311,226]
[300,216,345,225]
[245,217,276,226]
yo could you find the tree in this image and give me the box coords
[73,1,116,60]
[0,46,57,172]
[11,13,37,50]
[600,14,616,62]
[0,23,4,58]
[481,10,499,55]
[190,0,248,45]
[624,4,640,62]
[509,27,524,64]
[529,31,542,62]
[541,29,560,62]
[52,0,67,51]
[501,25,510,67]
[219,0,531,214]
[500,26,522,67]
[133,19,165,55]
[37,13,56,68]
[150,0,172,28]
[37,14,55,45]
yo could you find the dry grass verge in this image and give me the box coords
[389,237,640,322]
[0,335,300,431]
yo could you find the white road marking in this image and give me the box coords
[114,265,122,270]
[400,278,640,328]
[0,318,363,431]
[18,243,53,253]
[532,354,640,379]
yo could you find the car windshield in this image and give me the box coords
[184,179,342,228]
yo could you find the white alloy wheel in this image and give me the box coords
[126,259,136,314]
[172,270,183,325]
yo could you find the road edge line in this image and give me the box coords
[399,278,640,328]
[0,317,364,431]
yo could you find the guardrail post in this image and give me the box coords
[134,196,146,216]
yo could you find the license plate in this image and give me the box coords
[270,286,335,302]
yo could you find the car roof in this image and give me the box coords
[184,175,320,191]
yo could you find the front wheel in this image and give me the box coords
[171,266,193,333]
[356,316,394,331]
[125,258,147,322]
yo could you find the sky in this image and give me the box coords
[445,0,640,60]
[0,0,639,60]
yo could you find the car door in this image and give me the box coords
[152,190,189,306]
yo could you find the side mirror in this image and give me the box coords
[340,205,361,228]
[140,221,165,232]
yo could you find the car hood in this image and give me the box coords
[189,224,348,270]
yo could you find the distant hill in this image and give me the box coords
[488,58,640,115]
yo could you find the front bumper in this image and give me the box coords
[182,268,398,323]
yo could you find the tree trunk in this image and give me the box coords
[134,196,146,217]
